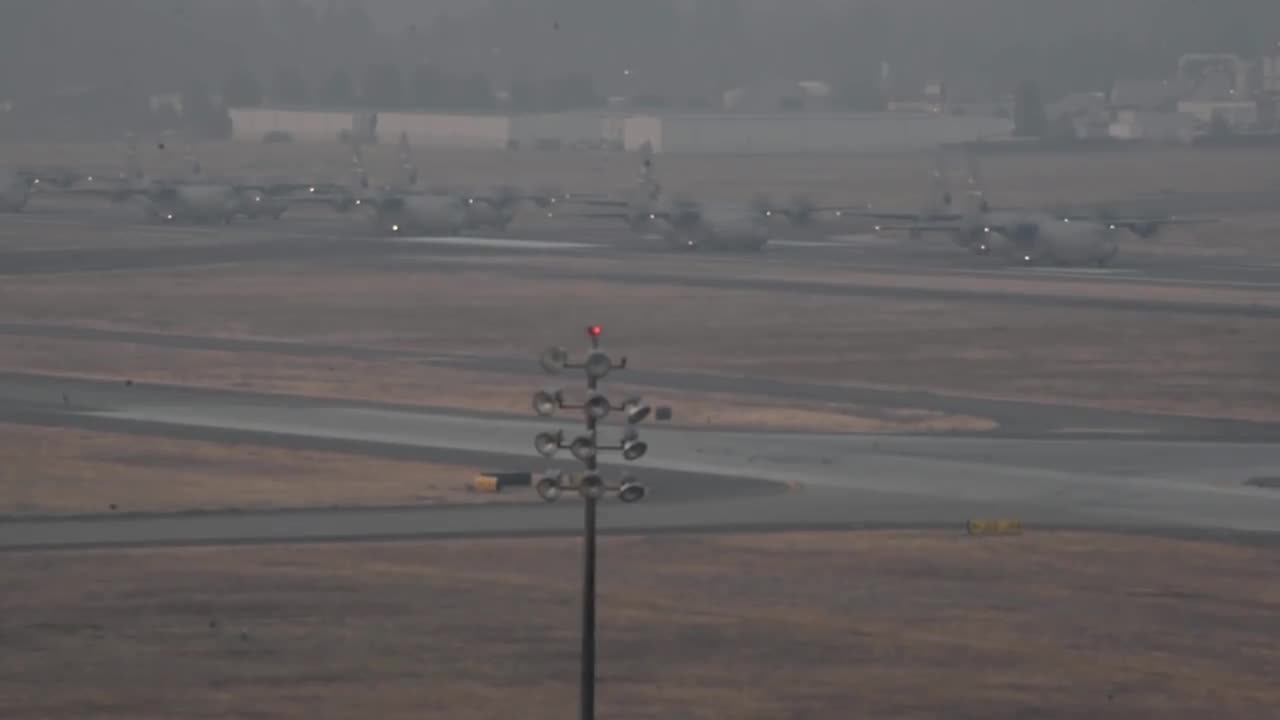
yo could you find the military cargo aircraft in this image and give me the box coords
[554,150,772,251]
[866,149,1215,266]
[347,132,564,236]
[64,134,263,224]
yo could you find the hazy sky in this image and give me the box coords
[3,1,1278,102]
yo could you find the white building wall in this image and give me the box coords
[624,112,1011,154]
[229,108,354,142]
[623,115,664,152]
[375,112,512,149]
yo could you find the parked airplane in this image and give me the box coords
[867,149,1214,266]
[1,164,88,212]
[348,135,469,235]
[348,132,565,235]
[555,150,771,251]
[65,134,263,224]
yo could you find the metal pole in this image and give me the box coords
[581,332,600,720]
[581,493,597,720]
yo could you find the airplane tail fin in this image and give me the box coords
[124,132,144,183]
[927,150,952,216]
[637,144,660,203]
[182,136,203,178]
[347,136,371,191]
[396,131,419,188]
[962,146,991,213]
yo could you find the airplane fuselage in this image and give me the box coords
[645,206,768,252]
[463,197,517,230]
[235,191,290,220]
[1015,218,1120,266]
[373,194,468,236]
[141,183,241,224]
[942,209,1119,267]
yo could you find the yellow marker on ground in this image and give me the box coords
[470,472,534,494]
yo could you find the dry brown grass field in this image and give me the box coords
[1,531,1277,719]
[3,262,1279,421]
[0,423,498,515]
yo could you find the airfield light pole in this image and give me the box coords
[532,325,667,720]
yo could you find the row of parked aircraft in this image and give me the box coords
[551,147,1215,266]
[2,133,568,232]
[3,134,1212,267]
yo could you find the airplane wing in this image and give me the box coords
[1060,213,1218,237]
[63,183,152,202]
[869,220,968,233]
[550,208,677,223]
[557,196,631,208]
[857,210,966,222]
[15,166,85,189]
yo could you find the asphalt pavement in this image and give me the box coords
[2,372,1280,550]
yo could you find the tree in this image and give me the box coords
[321,69,354,106]
[1013,80,1047,138]
[272,68,309,105]
[222,67,263,108]
[361,63,403,107]
[183,76,231,139]
[834,68,886,111]
[449,72,496,110]
[410,64,442,108]
[507,73,540,111]
[542,72,600,111]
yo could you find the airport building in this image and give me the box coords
[230,106,1012,154]
[229,106,625,150]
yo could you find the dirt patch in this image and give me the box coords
[0,423,509,515]
[0,530,1276,719]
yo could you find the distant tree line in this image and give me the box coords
[217,63,603,112]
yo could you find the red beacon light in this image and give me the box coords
[587,324,603,338]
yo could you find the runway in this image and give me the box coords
[4,206,1280,551]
